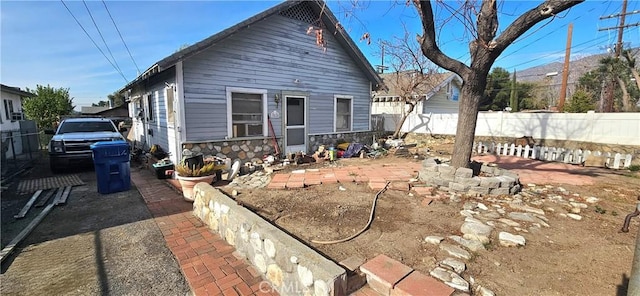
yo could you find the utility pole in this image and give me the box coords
[598,0,639,112]
[558,23,573,112]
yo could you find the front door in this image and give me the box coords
[284,96,306,154]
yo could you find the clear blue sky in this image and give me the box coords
[2,0,638,110]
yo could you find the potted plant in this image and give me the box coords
[175,159,219,202]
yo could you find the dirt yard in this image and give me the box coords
[225,152,640,296]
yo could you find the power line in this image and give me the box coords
[82,0,125,79]
[102,0,141,75]
[60,0,128,83]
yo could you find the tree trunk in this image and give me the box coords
[615,76,631,111]
[392,103,416,138]
[451,71,486,168]
[631,68,640,91]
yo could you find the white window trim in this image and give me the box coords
[226,87,268,139]
[165,85,176,128]
[334,95,353,132]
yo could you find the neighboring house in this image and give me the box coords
[372,71,463,115]
[120,0,382,164]
[80,106,110,115]
[0,84,36,162]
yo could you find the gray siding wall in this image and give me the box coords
[182,12,371,142]
[423,82,461,114]
[129,68,175,151]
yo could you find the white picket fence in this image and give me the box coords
[474,141,634,169]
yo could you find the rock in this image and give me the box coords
[460,222,493,238]
[460,210,476,217]
[463,202,476,210]
[446,272,470,292]
[498,232,526,247]
[464,216,484,225]
[430,267,452,282]
[440,258,466,274]
[449,235,485,252]
[498,218,521,227]
[586,196,600,204]
[290,256,299,264]
[297,265,314,287]
[440,243,472,260]
[509,203,545,216]
[567,213,582,220]
[463,234,490,244]
[477,286,496,296]
[570,202,588,209]
[481,212,501,219]
[477,203,489,211]
[570,207,581,214]
[425,236,445,245]
[507,212,537,223]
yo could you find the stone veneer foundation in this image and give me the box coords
[181,131,381,163]
[192,183,347,296]
[419,158,522,196]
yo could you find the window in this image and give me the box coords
[165,87,175,126]
[335,97,352,132]
[227,89,267,138]
[146,93,154,121]
[4,99,14,121]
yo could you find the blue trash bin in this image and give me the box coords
[90,141,131,194]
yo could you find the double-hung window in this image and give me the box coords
[228,88,267,138]
[335,96,352,132]
[4,99,14,121]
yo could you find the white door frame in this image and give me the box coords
[283,95,307,154]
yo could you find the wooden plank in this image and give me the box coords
[56,186,72,205]
[51,187,65,205]
[35,188,56,207]
[13,190,43,219]
[0,202,55,263]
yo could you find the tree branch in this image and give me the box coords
[414,0,471,77]
[492,1,584,56]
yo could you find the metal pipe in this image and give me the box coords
[628,226,640,296]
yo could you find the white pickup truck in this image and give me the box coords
[45,118,126,173]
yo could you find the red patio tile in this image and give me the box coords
[360,254,413,296]
[286,181,305,188]
[266,182,286,189]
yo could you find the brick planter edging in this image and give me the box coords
[418,158,521,196]
[192,183,347,296]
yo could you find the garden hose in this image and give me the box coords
[311,181,391,245]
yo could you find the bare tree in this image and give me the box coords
[375,28,442,138]
[413,0,584,168]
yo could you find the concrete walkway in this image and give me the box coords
[131,168,277,296]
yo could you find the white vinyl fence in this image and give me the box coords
[377,111,640,146]
[473,141,634,169]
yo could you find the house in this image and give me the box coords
[120,0,383,165]
[1,84,36,165]
[80,106,110,115]
[371,71,463,115]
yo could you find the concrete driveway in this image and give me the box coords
[0,156,190,295]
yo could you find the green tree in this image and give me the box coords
[564,89,595,113]
[23,85,75,130]
[92,100,110,107]
[107,91,125,107]
[510,70,518,112]
[481,67,511,111]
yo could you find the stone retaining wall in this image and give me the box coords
[419,158,521,196]
[192,183,347,296]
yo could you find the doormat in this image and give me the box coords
[17,175,85,195]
